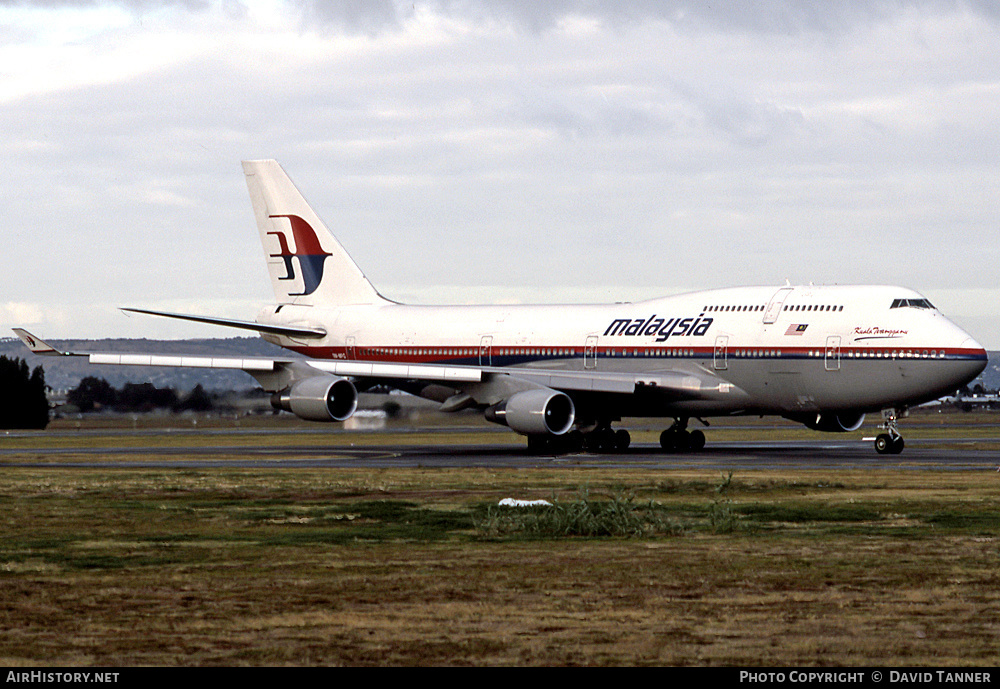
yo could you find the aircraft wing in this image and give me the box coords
[13,328,280,372]
[14,327,742,407]
[310,361,738,401]
[11,328,482,388]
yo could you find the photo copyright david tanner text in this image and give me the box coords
[739,671,992,684]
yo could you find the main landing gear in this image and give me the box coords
[526,423,631,454]
[526,418,709,455]
[580,425,632,453]
[659,418,706,453]
[874,408,905,455]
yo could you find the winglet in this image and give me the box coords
[12,328,70,356]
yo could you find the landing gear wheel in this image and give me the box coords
[584,429,611,452]
[875,433,905,455]
[874,433,892,454]
[874,408,907,455]
[579,425,629,453]
[526,435,550,454]
[660,429,693,452]
[614,429,631,451]
[689,429,706,451]
[660,419,706,453]
[565,430,585,453]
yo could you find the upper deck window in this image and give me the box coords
[890,298,934,309]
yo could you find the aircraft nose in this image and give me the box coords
[956,336,988,382]
[961,336,986,354]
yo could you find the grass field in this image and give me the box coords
[2,413,1000,666]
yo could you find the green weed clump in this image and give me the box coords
[474,492,681,539]
[709,471,737,534]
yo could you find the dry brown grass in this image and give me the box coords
[3,533,999,666]
[1,460,999,666]
[3,415,1000,666]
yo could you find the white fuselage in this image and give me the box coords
[258,283,986,418]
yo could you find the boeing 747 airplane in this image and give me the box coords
[15,160,988,454]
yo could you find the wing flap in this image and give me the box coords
[500,367,744,401]
[307,360,482,383]
[88,353,276,371]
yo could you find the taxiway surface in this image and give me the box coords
[3,431,998,471]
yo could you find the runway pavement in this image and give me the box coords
[3,430,998,470]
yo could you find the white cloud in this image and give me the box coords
[1,301,46,326]
[1,0,998,347]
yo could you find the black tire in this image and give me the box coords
[659,429,681,451]
[874,433,892,454]
[614,429,631,451]
[689,429,706,451]
[675,430,691,452]
[526,435,550,454]
[565,430,585,453]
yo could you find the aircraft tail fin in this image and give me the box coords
[242,159,387,307]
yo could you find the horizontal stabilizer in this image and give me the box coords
[121,307,326,339]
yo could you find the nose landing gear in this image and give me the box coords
[874,408,906,455]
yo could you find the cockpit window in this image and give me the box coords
[890,298,934,309]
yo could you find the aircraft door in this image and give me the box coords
[584,335,598,369]
[825,335,841,371]
[479,336,493,366]
[714,336,729,371]
[345,336,356,360]
[763,288,793,324]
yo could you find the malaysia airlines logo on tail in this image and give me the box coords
[267,214,332,296]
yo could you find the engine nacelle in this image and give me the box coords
[484,389,575,436]
[796,411,866,433]
[272,375,358,422]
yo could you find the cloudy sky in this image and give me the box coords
[3,0,998,346]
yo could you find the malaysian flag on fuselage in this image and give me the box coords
[785,324,808,335]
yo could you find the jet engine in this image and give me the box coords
[272,375,358,422]
[484,389,575,436]
[796,411,866,433]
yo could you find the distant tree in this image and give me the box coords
[67,376,117,413]
[114,382,178,413]
[175,384,214,412]
[0,356,49,429]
